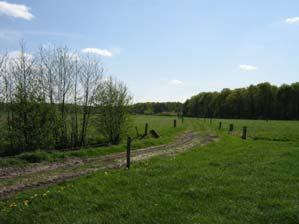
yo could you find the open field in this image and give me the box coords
[1,116,299,223]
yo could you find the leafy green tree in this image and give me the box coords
[95,78,132,144]
[183,82,299,120]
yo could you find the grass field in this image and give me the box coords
[1,116,299,223]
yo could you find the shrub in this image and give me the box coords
[17,150,50,163]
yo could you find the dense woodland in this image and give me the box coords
[183,82,299,120]
[130,102,182,115]
[0,44,131,156]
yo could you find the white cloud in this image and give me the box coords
[81,48,113,57]
[285,17,299,24]
[169,79,183,85]
[239,64,257,71]
[0,1,34,20]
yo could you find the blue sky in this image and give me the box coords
[0,0,299,102]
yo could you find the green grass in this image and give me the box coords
[214,118,299,142]
[0,115,186,167]
[1,117,299,223]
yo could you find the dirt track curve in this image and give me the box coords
[0,131,217,199]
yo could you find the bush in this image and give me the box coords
[17,150,50,163]
[0,158,27,168]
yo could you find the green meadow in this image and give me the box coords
[1,116,299,224]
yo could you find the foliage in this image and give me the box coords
[17,150,50,163]
[130,102,182,115]
[95,77,132,144]
[0,43,131,156]
[183,82,299,120]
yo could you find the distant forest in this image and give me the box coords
[130,102,182,115]
[183,82,299,120]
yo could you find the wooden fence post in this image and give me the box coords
[218,122,222,130]
[174,119,177,128]
[126,136,131,169]
[229,124,234,132]
[144,123,148,136]
[242,126,247,139]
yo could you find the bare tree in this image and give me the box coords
[58,48,74,146]
[38,46,61,146]
[0,52,8,103]
[79,56,103,145]
[39,47,74,147]
[70,54,81,147]
[38,46,57,104]
[0,52,7,78]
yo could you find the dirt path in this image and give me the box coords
[0,131,217,199]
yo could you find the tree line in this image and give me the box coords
[130,102,182,115]
[183,82,299,120]
[0,44,131,156]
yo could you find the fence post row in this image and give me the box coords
[126,136,131,169]
[174,119,177,128]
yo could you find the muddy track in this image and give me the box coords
[0,131,217,199]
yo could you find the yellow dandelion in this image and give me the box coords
[23,200,30,206]
[9,202,17,208]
